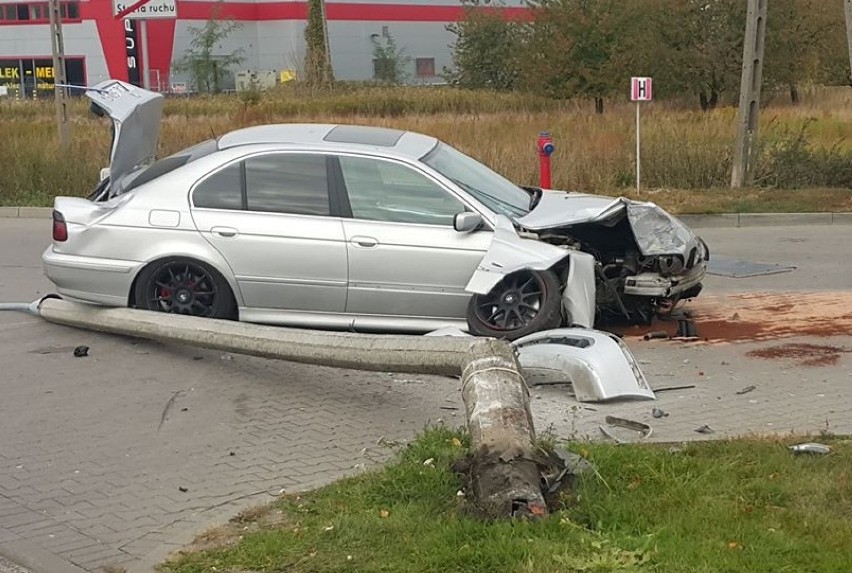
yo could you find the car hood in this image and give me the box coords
[85,79,164,191]
[517,190,702,258]
[518,191,626,228]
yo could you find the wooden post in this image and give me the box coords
[731,0,768,188]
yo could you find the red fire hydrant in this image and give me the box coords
[536,131,555,189]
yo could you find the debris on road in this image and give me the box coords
[178,486,189,493]
[789,443,831,455]
[73,345,89,357]
[652,407,669,419]
[158,390,183,432]
[604,415,653,439]
[540,446,593,495]
[654,384,696,393]
[736,385,757,395]
[598,425,623,444]
[643,331,669,340]
[694,424,715,434]
[676,318,698,338]
[513,329,655,402]
[429,326,656,403]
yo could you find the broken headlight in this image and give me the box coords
[626,204,697,257]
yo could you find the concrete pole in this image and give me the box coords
[47,0,69,148]
[36,298,479,375]
[844,0,852,84]
[731,0,768,188]
[461,340,548,518]
[320,0,333,83]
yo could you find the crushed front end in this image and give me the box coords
[518,195,708,324]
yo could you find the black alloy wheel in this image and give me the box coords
[466,269,563,340]
[135,258,236,319]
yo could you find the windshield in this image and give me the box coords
[421,143,532,218]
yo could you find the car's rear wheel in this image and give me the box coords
[466,269,563,341]
[134,258,237,319]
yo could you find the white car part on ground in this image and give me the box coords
[512,329,654,402]
[427,326,655,403]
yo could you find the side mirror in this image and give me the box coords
[454,212,482,233]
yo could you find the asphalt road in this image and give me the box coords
[1,219,850,572]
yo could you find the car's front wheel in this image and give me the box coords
[134,258,237,319]
[466,269,562,341]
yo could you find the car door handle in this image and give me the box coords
[350,235,378,248]
[212,226,239,238]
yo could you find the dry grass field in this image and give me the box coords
[2,84,851,210]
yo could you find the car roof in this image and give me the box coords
[216,123,439,160]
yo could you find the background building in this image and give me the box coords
[0,0,526,96]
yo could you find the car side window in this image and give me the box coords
[339,156,465,226]
[245,154,329,215]
[193,163,243,210]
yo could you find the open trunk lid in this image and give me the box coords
[86,79,164,195]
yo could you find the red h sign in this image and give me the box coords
[631,77,653,102]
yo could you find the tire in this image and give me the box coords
[466,269,563,341]
[134,257,237,319]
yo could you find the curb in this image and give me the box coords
[0,539,85,573]
[0,207,53,219]
[1,207,851,227]
[678,212,852,228]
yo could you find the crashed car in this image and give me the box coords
[43,79,707,340]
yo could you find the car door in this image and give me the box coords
[190,152,348,312]
[335,154,492,319]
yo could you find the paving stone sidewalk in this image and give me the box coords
[0,315,462,572]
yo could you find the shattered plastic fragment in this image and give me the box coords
[789,443,831,455]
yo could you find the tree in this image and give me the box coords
[764,0,845,103]
[172,2,245,94]
[371,32,411,84]
[649,0,746,110]
[444,0,524,90]
[304,0,334,86]
[523,0,639,113]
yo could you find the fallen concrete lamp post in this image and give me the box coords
[6,297,550,518]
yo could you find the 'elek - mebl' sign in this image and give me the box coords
[631,77,653,102]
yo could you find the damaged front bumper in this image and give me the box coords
[427,326,654,403]
[623,260,706,298]
[513,328,655,402]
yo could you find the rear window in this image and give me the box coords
[118,139,218,194]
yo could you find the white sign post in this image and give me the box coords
[630,77,653,193]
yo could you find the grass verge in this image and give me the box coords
[160,427,852,573]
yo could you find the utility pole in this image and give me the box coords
[319,0,333,83]
[844,0,852,84]
[731,0,767,188]
[48,0,69,148]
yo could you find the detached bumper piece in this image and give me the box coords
[512,328,655,403]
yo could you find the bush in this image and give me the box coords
[756,121,852,188]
